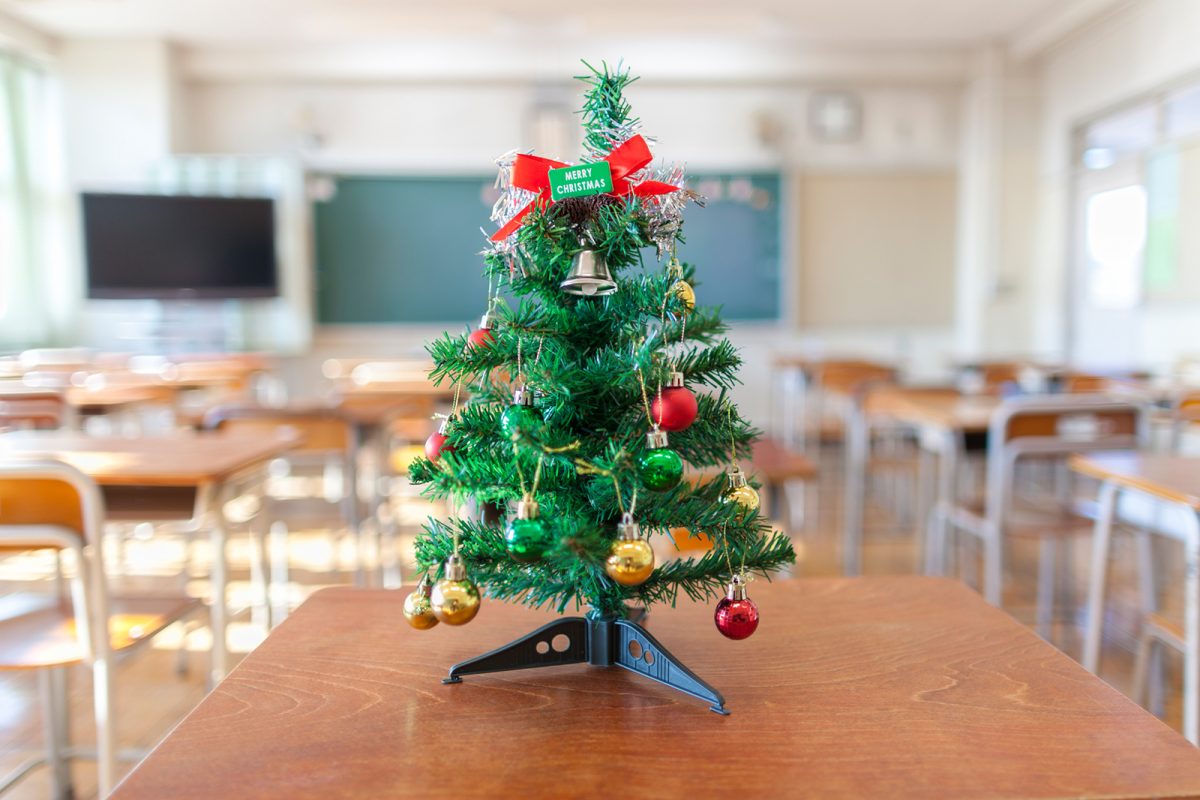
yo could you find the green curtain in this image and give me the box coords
[0,51,67,348]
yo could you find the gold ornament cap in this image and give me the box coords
[516,496,539,520]
[443,553,467,582]
[646,428,670,450]
[617,512,641,541]
[726,574,749,602]
[666,370,685,389]
[727,466,749,489]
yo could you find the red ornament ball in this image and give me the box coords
[651,385,698,432]
[467,327,495,350]
[424,431,452,463]
[714,596,759,640]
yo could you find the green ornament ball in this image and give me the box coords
[505,517,552,563]
[500,404,542,438]
[638,447,684,492]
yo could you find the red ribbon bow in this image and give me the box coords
[490,134,679,241]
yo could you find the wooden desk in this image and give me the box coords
[65,385,173,417]
[843,387,1000,576]
[0,430,298,681]
[113,577,1200,799]
[1072,451,1200,743]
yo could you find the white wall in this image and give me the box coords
[1031,0,1200,363]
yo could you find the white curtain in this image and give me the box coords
[0,51,69,348]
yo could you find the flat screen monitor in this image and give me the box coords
[82,192,279,299]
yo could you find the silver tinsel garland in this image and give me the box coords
[487,125,697,257]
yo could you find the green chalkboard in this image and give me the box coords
[314,172,781,324]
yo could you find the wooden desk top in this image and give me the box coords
[66,385,173,412]
[1070,451,1200,510]
[0,430,298,487]
[869,387,999,433]
[113,577,1200,800]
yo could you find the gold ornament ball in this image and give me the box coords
[605,539,656,587]
[722,483,761,516]
[671,280,695,314]
[402,587,439,630]
[431,578,481,626]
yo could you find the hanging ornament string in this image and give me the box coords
[720,523,736,577]
[727,402,739,469]
[636,367,657,428]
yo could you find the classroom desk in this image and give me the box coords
[843,387,999,576]
[112,577,1200,799]
[1074,451,1200,743]
[0,429,298,683]
[65,385,174,419]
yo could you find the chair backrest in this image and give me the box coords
[818,360,897,396]
[0,459,110,664]
[984,394,1147,518]
[990,394,1144,451]
[203,405,354,454]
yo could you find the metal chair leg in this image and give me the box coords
[1083,480,1118,674]
[92,656,116,798]
[1181,512,1200,745]
[1132,632,1154,709]
[1036,538,1056,639]
[270,519,291,624]
[249,509,271,630]
[982,521,1003,607]
[1134,528,1165,716]
[39,667,73,800]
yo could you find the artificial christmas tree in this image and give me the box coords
[407,62,795,714]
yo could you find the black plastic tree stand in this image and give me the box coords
[442,611,729,715]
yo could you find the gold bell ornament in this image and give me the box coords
[431,554,481,626]
[402,575,439,630]
[605,512,656,587]
[561,247,617,297]
[720,466,760,517]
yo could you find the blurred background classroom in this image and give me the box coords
[4,0,1200,796]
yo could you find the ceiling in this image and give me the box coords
[0,0,1114,49]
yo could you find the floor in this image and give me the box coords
[0,444,1187,798]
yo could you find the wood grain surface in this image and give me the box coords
[1070,451,1200,510]
[0,430,299,486]
[113,577,1200,799]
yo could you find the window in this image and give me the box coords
[1083,185,1146,310]
[0,51,67,346]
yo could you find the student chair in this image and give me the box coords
[0,460,203,799]
[202,405,360,624]
[931,395,1146,629]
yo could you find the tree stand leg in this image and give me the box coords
[443,614,728,715]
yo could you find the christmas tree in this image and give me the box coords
[406,62,795,650]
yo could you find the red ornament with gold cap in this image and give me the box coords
[650,370,698,432]
[467,310,497,350]
[714,574,759,640]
